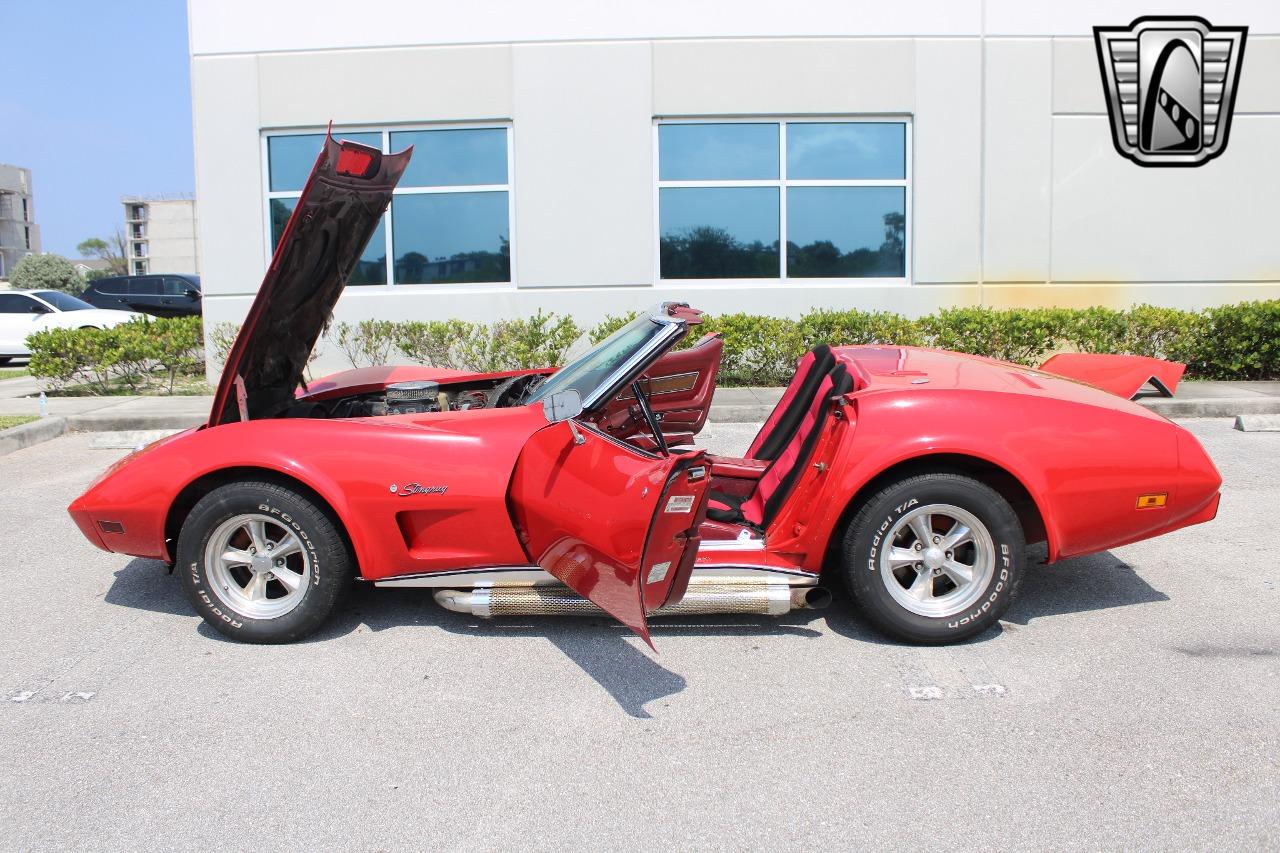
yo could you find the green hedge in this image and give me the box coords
[47,302,1278,393]
[27,316,204,394]
[584,302,1279,384]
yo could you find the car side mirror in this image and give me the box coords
[186,289,200,300]
[541,389,582,423]
[29,303,50,314]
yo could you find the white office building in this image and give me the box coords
[188,0,1280,369]
[122,195,200,276]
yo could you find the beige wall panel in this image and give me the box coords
[191,56,262,298]
[1050,115,1280,282]
[653,39,915,116]
[912,38,981,283]
[257,46,512,128]
[511,42,654,288]
[983,39,1052,281]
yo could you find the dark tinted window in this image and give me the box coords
[268,132,381,192]
[786,123,906,180]
[269,197,297,251]
[658,124,779,180]
[33,291,94,311]
[162,277,192,296]
[659,187,780,278]
[390,128,508,187]
[787,187,906,278]
[0,294,37,313]
[95,278,127,295]
[271,198,385,285]
[132,278,162,296]
[392,193,510,284]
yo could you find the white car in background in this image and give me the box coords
[0,290,144,364]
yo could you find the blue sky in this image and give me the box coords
[0,1,192,257]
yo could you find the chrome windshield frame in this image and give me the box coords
[579,313,685,413]
[529,302,689,415]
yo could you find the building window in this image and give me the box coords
[656,119,910,281]
[133,260,147,275]
[24,227,31,250]
[133,242,147,258]
[132,223,145,239]
[130,204,147,221]
[264,125,513,286]
[21,198,28,222]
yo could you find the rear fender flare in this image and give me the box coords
[820,444,1061,564]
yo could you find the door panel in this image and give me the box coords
[598,333,723,445]
[508,420,710,645]
[0,294,40,353]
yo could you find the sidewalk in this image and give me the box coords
[1,374,1278,432]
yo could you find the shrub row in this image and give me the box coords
[182,299,1280,389]
[27,316,204,394]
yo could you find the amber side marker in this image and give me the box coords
[1136,493,1168,510]
[97,520,126,535]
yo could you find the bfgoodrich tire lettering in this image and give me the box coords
[177,481,353,643]
[841,473,1025,644]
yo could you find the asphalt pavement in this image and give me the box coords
[0,420,1276,850]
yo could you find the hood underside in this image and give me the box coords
[210,133,412,426]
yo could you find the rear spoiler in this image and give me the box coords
[1038,353,1185,400]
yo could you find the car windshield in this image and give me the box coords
[526,310,679,409]
[33,291,95,311]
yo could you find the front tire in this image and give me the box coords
[177,481,353,643]
[841,473,1024,644]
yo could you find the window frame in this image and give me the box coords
[261,122,517,290]
[652,116,912,287]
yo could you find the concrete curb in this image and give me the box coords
[1137,397,1280,419]
[0,417,68,457]
[65,412,205,432]
[1234,414,1280,432]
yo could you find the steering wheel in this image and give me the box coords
[630,381,668,456]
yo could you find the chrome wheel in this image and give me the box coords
[879,503,994,618]
[203,513,311,620]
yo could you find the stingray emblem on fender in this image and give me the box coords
[1094,16,1247,167]
[389,483,448,496]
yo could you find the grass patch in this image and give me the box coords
[0,367,29,380]
[0,415,38,431]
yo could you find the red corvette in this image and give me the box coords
[68,135,1221,646]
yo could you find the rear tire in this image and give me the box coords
[176,481,353,643]
[840,473,1024,644]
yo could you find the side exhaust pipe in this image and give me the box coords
[434,582,832,618]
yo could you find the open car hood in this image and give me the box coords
[209,132,412,426]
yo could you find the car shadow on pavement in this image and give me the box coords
[1003,545,1170,626]
[321,585,834,718]
[104,558,191,616]
[103,545,1169,717]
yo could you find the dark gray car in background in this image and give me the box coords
[81,274,202,317]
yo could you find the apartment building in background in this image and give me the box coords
[122,195,200,276]
[188,0,1280,372]
[0,163,39,279]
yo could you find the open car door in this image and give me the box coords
[507,419,711,647]
[598,333,723,448]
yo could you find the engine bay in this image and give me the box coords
[282,373,550,420]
